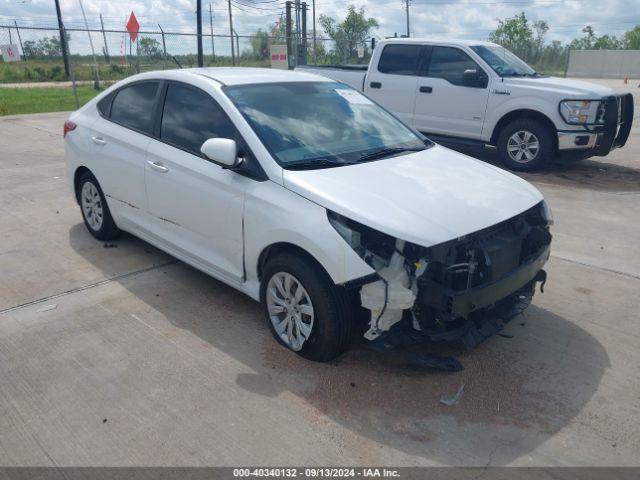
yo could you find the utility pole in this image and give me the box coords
[209,3,215,61]
[196,0,204,67]
[405,0,410,38]
[228,0,235,65]
[285,1,292,68]
[312,0,316,59]
[54,0,70,77]
[301,3,307,65]
[99,13,110,63]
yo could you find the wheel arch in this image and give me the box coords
[257,242,332,284]
[490,109,558,152]
[73,166,92,204]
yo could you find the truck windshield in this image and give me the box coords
[224,82,429,169]
[471,45,537,77]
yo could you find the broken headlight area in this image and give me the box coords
[329,202,552,354]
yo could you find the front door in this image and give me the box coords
[145,82,246,282]
[413,46,490,140]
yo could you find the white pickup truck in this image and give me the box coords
[298,39,634,171]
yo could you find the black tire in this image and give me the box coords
[77,171,121,241]
[497,118,555,171]
[260,252,352,362]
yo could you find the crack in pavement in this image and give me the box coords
[0,260,178,315]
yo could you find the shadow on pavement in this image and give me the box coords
[70,222,611,464]
[445,143,640,193]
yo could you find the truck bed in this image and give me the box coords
[295,65,367,91]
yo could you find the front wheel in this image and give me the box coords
[260,253,352,362]
[497,119,555,171]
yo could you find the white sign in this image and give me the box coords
[335,89,373,105]
[0,44,20,62]
[357,46,365,58]
[270,44,289,70]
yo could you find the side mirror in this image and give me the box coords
[200,138,241,168]
[463,69,487,88]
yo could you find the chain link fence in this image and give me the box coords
[0,24,375,84]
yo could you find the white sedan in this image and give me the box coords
[65,68,552,363]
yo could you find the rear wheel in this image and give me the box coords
[260,253,352,362]
[497,119,555,171]
[77,171,121,241]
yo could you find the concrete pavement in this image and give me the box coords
[0,110,638,466]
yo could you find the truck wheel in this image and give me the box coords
[260,252,352,362]
[77,171,121,241]
[497,119,554,171]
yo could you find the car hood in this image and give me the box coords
[504,76,615,97]
[282,145,543,248]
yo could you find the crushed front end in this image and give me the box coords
[330,201,552,359]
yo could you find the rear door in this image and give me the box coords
[413,46,490,139]
[89,81,160,232]
[363,44,423,125]
[144,82,247,282]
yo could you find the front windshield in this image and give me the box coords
[224,81,429,169]
[471,45,536,77]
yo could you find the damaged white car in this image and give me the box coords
[65,68,552,369]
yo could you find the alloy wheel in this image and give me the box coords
[507,130,540,163]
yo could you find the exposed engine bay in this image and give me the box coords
[329,201,552,363]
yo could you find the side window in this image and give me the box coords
[428,47,480,86]
[160,83,236,156]
[377,44,422,75]
[109,82,159,133]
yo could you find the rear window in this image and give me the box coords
[377,44,422,75]
[109,82,159,134]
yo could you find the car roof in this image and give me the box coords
[126,67,334,86]
[380,38,498,48]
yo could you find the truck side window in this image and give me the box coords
[428,46,480,86]
[377,44,422,75]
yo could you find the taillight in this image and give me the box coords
[63,120,77,138]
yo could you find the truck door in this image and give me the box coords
[363,43,423,125]
[413,46,490,140]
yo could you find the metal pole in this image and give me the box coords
[99,13,110,63]
[64,26,79,109]
[301,3,307,65]
[232,28,239,59]
[209,3,215,62]
[285,1,292,68]
[405,0,410,37]
[14,21,24,60]
[228,0,235,65]
[78,0,100,89]
[196,0,203,67]
[294,0,299,65]
[158,24,167,70]
[312,0,316,59]
[54,0,70,77]
[8,26,12,44]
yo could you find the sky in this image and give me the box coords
[1,0,639,55]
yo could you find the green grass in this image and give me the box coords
[0,85,102,116]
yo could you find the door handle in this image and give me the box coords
[419,86,433,93]
[147,160,169,173]
[370,81,382,89]
[91,136,107,145]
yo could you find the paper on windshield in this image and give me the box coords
[335,89,373,105]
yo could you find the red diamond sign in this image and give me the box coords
[126,12,140,42]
